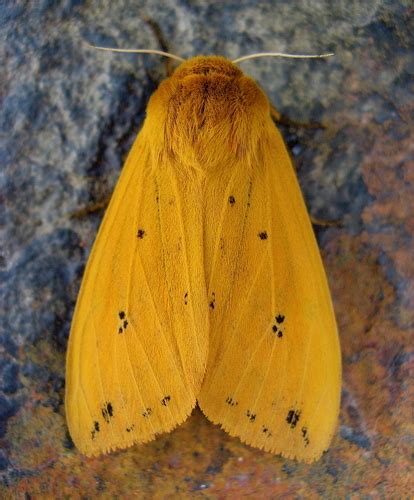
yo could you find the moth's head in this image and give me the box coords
[172,56,243,79]
[145,56,270,171]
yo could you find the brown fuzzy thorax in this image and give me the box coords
[144,56,270,172]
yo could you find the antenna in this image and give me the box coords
[84,42,185,63]
[233,52,334,63]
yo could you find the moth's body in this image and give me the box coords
[66,56,341,461]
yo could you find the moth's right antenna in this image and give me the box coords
[233,52,334,63]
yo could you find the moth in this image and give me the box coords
[66,54,341,462]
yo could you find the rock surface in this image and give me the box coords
[1,0,413,497]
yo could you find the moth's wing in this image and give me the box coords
[198,124,341,462]
[66,133,208,456]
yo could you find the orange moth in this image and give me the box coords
[65,50,341,462]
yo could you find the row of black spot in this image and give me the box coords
[183,292,216,309]
[137,227,269,241]
[224,397,309,447]
[118,307,283,336]
[91,396,172,440]
[117,295,214,316]
[118,315,283,351]
[137,196,269,244]
[153,192,238,207]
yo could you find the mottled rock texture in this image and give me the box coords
[1,0,413,497]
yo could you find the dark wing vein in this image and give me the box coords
[206,167,240,292]
[121,159,165,431]
[79,385,93,441]
[168,167,202,371]
[280,177,316,450]
[78,149,138,430]
[114,325,135,435]
[154,177,186,378]
[242,249,277,415]
[202,177,254,399]
[91,317,117,442]
[134,243,184,395]
[219,251,268,397]
[211,178,254,337]
[244,162,279,413]
[115,163,145,435]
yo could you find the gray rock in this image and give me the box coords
[1,0,412,493]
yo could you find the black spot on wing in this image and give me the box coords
[225,396,238,407]
[272,313,285,337]
[184,291,188,305]
[126,424,135,432]
[161,396,171,406]
[107,403,113,416]
[228,195,235,206]
[246,409,256,422]
[117,311,129,334]
[219,238,225,254]
[247,180,252,208]
[142,407,152,418]
[91,421,100,440]
[262,425,272,437]
[102,402,114,423]
[286,409,301,428]
[258,231,268,240]
[276,314,285,324]
[209,292,216,310]
[137,229,146,239]
[301,426,310,447]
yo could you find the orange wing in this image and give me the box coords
[66,132,208,456]
[199,123,341,462]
